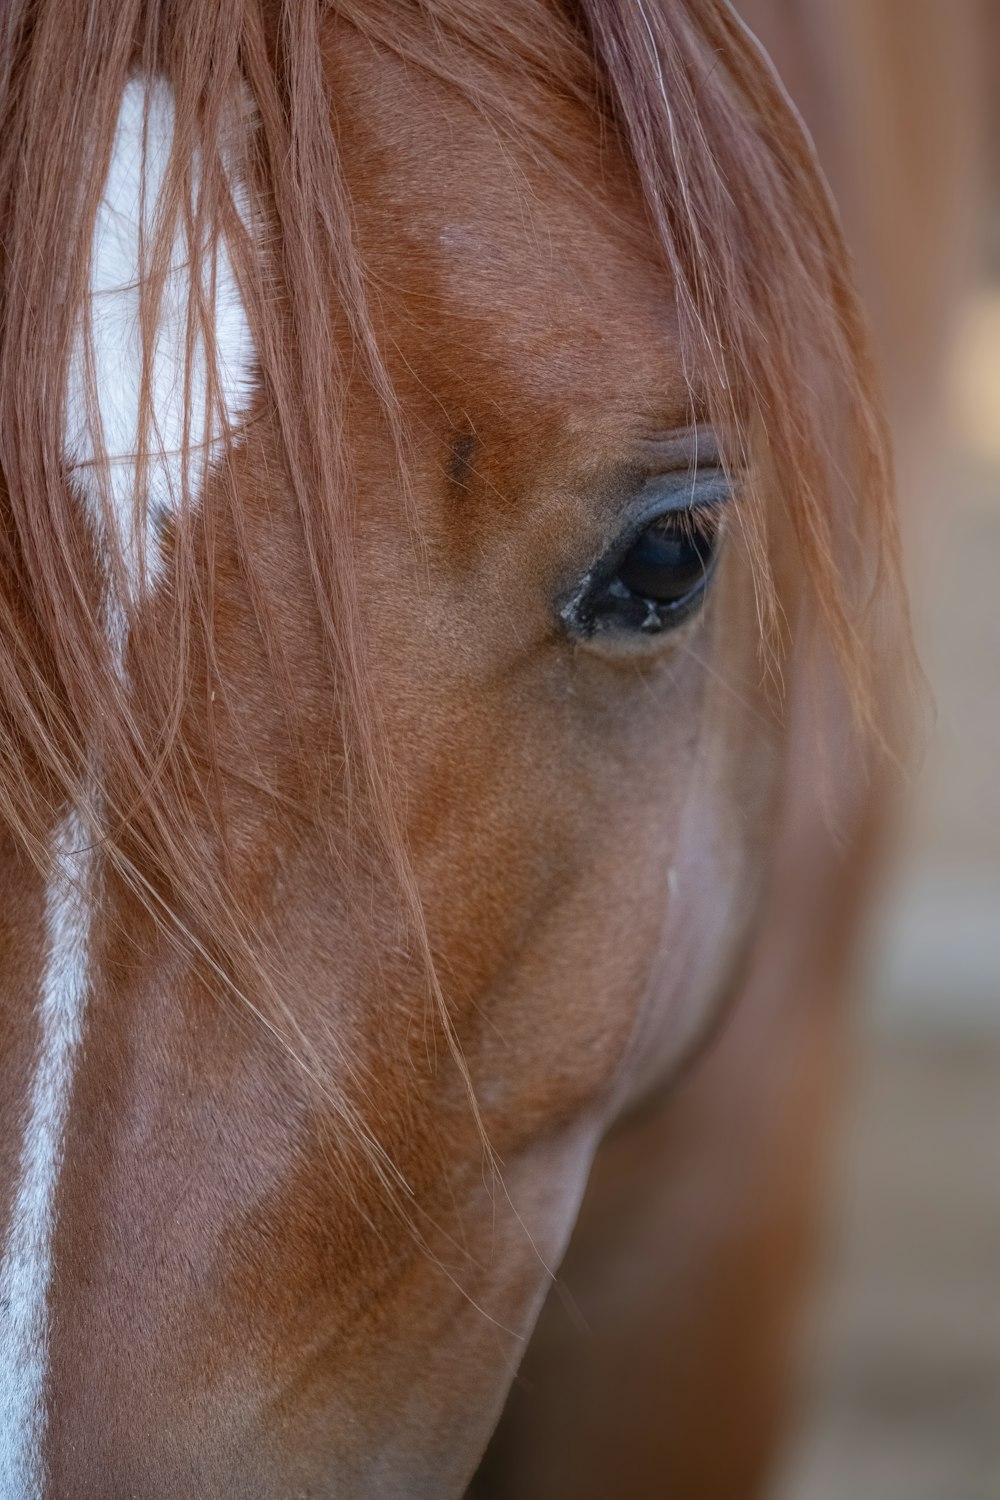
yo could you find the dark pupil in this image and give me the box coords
[616,510,717,604]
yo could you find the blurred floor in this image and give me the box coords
[773,288,1000,1499]
[775,1039,1000,1500]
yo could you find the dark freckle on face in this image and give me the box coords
[448,430,478,495]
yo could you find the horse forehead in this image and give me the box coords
[334,31,678,393]
[412,145,665,317]
[374,191,681,444]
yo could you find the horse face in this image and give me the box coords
[330,34,783,1132]
[5,14,790,1499]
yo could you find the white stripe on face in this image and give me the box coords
[63,74,256,645]
[0,812,93,1500]
[0,75,255,1497]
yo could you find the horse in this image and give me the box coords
[0,2,906,1495]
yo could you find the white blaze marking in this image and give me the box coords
[0,813,92,1498]
[64,76,256,622]
[0,75,254,1495]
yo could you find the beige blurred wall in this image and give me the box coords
[736,0,999,1033]
[733,7,1000,1497]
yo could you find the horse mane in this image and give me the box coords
[0,1,905,1124]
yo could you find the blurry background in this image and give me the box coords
[775,239,1000,1500]
[736,4,1000,1496]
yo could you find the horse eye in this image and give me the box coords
[562,501,725,641]
[616,508,720,608]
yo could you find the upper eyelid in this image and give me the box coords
[632,465,732,516]
[633,424,722,469]
[612,467,733,556]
